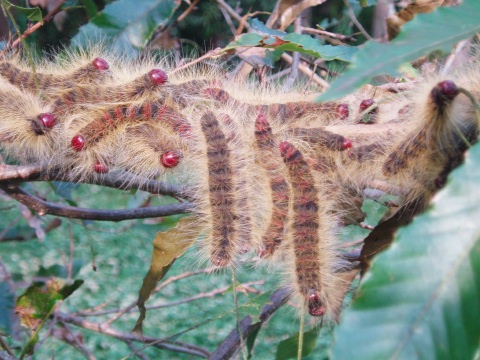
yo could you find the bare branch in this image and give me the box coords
[281,53,329,89]
[54,323,97,360]
[56,312,210,358]
[301,26,357,43]
[209,288,289,360]
[0,164,43,181]
[342,0,374,41]
[0,164,187,199]
[76,279,263,318]
[103,268,218,325]
[0,183,192,221]
[215,0,252,32]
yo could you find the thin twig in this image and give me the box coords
[0,163,188,200]
[342,0,373,41]
[281,53,329,89]
[0,0,67,57]
[81,281,263,319]
[0,164,43,181]
[126,341,150,360]
[170,48,225,75]
[55,322,96,360]
[283,16,302,92]
[301,26,357,42]
[215,0,252,32]
[209,288,289,360]
[176,0,200,23]
[0,183,192,221]
[56,312,210,358]
[219,6,237,35]
[104,267,217,325]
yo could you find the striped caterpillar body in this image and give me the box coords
[1,46,479,319]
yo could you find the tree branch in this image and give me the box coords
[209,288,289,360]
[0,183,192,221]
[56,312,210,358]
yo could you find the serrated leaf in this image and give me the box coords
[72,0,179,55]
[320,0,480,100]
[332,142,480,360]
[275,326,320,360]
[1,0,43,23]
[133,216,197,335]
[225,27,356,62]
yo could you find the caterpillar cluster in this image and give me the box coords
[1,45,479,319]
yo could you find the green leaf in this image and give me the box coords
[72,0,179,55]
[332,142,480,360]
[275,326,320,360]
[0,0,43,23]
[79,0,98,18]
[225,27,356,62]
[320,0,480,100]
[16,279,83,359]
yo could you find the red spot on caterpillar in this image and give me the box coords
[336,103,349,120]
[38,113,56,128]
[148,69,168,85]
[360,99,375,112]
[93,161,109,173]
[431,80,459,107]
[92,58,109,71]
[308,290,326,316]
[359,99,377,124]
[71,135,86,151]
[161,151,180,168]
[342,139,353,150]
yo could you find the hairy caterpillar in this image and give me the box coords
[1,45,479,320]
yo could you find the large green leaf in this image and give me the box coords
[320,0,480,100]
[72,0,179,55]
[332,142,480,359]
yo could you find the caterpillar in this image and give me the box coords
[1,44,479,320]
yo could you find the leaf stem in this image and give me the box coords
[297,301,306,360]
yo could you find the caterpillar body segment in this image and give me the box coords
[0,48,114,95]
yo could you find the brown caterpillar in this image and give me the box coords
[0,57,111,93]
[199,111,238,267]
[279,140,342,317]
[254,113,290,258]
[1,45,479,320]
